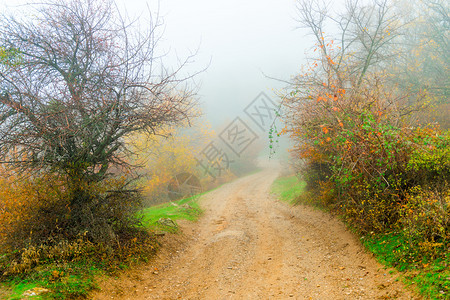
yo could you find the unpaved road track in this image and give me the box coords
[93,170,419,299]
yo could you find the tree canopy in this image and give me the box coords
[0,0,197,183]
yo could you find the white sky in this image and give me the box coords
[1,0,312,125]
[151,0,311,124]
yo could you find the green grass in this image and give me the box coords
[362,232,450,299]
[1,261,100,299]
[271,175,306,204]
[139,193,203,233]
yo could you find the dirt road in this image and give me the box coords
[93,170,419,299]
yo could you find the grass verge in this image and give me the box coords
[139,192,204,232]
[271,175,306,204]
[362,232,450,299]
[4,261,100,300]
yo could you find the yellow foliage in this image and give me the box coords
[126,120,215,202]
[0,167,35,249]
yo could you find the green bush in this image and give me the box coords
[407,128,450,185]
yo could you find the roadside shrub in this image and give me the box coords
[282,3,449,295]
[335,126,448,234]
[0,168,37,252]
[288,85,449,258]
[407,127,450,185]
[1,233,95,276]
[1,172,143,249]
[286,68,449,239]
[341,192,401,233]
[302,162,332,191]
[399,186,450,258]
[0,228,157,277]
[0,168,157,278]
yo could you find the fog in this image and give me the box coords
[117,0,310,126]
[1,0,311,159]
[1,0,310,124]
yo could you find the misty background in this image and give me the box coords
[1,0,314,158]
[114,0,311,126]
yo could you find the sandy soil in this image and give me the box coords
[92,170,420,300]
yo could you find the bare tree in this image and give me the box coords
[0,0,197,184]
[282,0,413,191]
[0,0,201,242]
[398,0,449,97]
[296,0,405,88]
